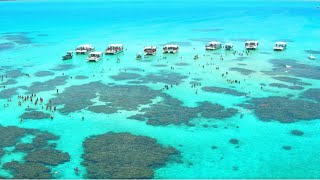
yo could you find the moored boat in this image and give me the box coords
[87,52,103,62]
[245,41,259,50]
[62,51,73,60]
[205,41,222,50]
[144,46,157,56]
[273,42,287,51]
[163,45,179,54]
[105,44,124,55]
[225,43,234,50]
[75,44,95,55]
[136,53,143,60]
[309,55,316,60]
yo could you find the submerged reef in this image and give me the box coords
[110,71,187,84]
[82,132,180,179]
[264,59,320,80]
[50,64,75,71]
[0,87,18,99]
[202,86,246,96]
[51,82,160,114]
[129,97,237,126]
[269,83,304,90]
[229,67,255,75]
[50,82,237,126]
[272,76,311,86]
[175,62,190,67]
[20,111,51,120]
[6,69,25,78]
[75,75,89,80]
[301,88,320,102]
[140,71,188,85]
[25,149,70,166]
[240,96,320,123]
[2,33,32,45]
[21,76,68,93]
[110,72,141,81]
[34,71,55,77]
[0,42,15,51]
[3,161,52,179]
[1,79,17,85]
[305,50,320,54]
[291,130,304,136]
[0,125,70,179]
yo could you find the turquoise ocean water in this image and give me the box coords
[0,0,320,178]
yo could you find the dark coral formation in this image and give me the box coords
[110,72,141,81]
[2,33,32,45]
[229,67,255,75]
[129,98,237,126]
[265,59,320,80]
[34,71,54,77]
[282,146,292,150]
[202,86,246,96]
[50,82,236,126]
[153,64,168,67]
[240,96,320,123]
[50,82,160,114]
[20,111,51,120]
[1,79,17,85]
[124,67,144,72]
[75,75,89,80]
[22,76,68,93]
[140,71,188,85]
[3,161,52,179]
[50,64,75,71]
[25,149,70,166]
[175,62,190,66]
[0,42,15,51]
[272,76,311,86]
[6,69,24,78]
[301,88,320,102]
[0,126,30,149]
[269,83,304,90]
[82,132,180,179]
[305,50,320,54]
[0,125,70,179]
[0,87,18,99]
[229,139,239,145]
[291,130,304,136]
[110,71,187,85]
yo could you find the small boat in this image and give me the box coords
[144,46,157,56]
[225,43,234,50]
[205,41,222,50]
[136,53,143,60]
[62,51,73,60]
[245,41,259,50]
[87,52,103,62]
[309,55,316,60]
[75,44,95,55]
[163,44,179,54]
[273,42,287,51]
[105,44,124,55]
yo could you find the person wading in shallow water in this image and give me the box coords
[74,167,80,175]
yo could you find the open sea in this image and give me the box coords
[0,0,320,179]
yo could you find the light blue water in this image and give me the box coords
[0,0,320,178]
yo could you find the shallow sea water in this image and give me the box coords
[0,0,320,178]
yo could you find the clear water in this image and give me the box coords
[0,0,320,178]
